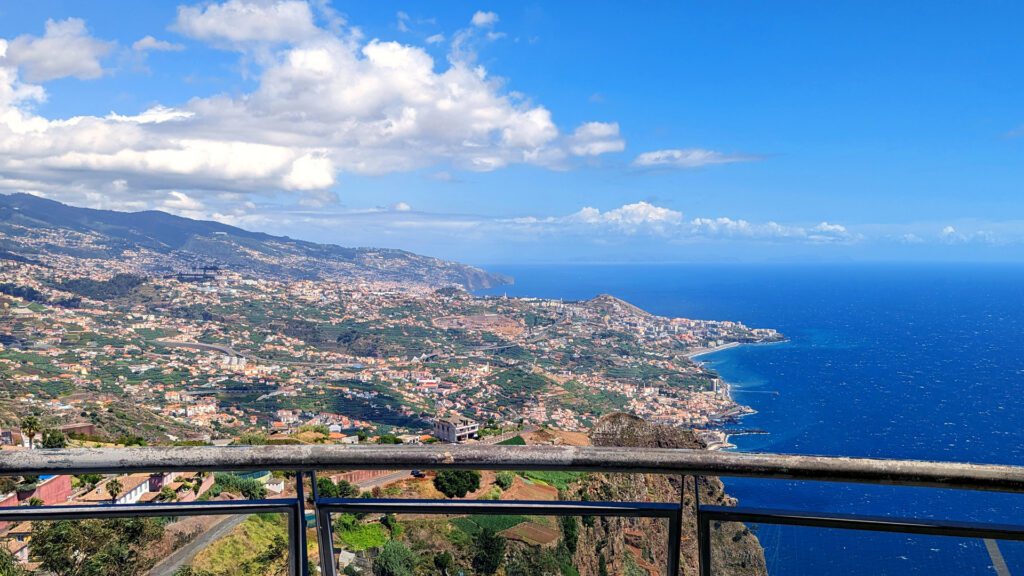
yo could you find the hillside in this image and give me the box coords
[0,193,510,289]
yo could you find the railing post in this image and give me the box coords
[311,470,338,576]
[666,474,684,575]
[287,502,300,576]
[695,475,712,576]
[294,471,310,576]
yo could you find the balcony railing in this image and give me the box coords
[3,444,1024,575]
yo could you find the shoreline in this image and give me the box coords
[690,340,781,450]
[686,341,742,359]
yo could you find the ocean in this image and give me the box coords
[478,263,1024,575]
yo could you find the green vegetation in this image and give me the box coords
[471,527,506,576]
[191,513,289,576]
[58,274,145,301]
[433,470,481,498]
[31,518,164,576]
[372,540,416,576]
[490,368,551,396]
[316,476,360,498]
[41,429,67,448]
[516,471,584,490]
[495,471,515,490]
[496,435,525,445]
[450,515,526,536]
[0,547,28,575]
[333,514,388,552]
[207,473,266,500]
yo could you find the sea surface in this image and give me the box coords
[478,263,1024,575]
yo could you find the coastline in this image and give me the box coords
[689,341,767,451]
[686,341,742,359]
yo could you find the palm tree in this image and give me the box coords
[106,479,123,504]
[20,416,40,449]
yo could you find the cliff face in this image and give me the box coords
[572,413,767,576]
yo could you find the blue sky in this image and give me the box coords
[1,1,1023,264]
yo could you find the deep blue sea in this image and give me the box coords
[478,263,1024,575]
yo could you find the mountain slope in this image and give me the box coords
[0,193,510,289]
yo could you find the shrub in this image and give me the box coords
[433,470,481,498]
[495,471,515,490]
[372,540,416,576]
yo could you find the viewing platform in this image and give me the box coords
[2,445,1024,575]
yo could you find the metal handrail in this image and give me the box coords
[4,444,1024,493]
[5,446,1024,576]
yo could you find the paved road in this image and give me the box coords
[356,470,415,490]
[148,514,247,576]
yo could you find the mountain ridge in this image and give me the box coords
[0,193,511,289]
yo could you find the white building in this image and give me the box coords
[433,416,479,443]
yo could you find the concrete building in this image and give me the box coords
[433,416,479,443]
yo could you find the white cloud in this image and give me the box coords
[567,122,625,156]
[426,33,445,44]
[633,148,758,169]
[105,105,194,124]
[392,201,412,211]
[559,202,683,234]
[132,35,185,52]
[173,0,320,45]
[0,2,623,213]
[396,11,411,32]
[2,18,114,82]
[471,11,499,27]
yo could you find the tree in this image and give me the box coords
[20,416,39,449]
[472,527,506,576]
[376,434,402,445]
[31,518,163,576]
[560,516,579,555]
[495,471,515,490]
[598,553,609,576]
[433,551,455,576]
[317,477,340,498]
[158,486,178,502]
[116,435,146,447]
[236,431,269,445]
[337,479,360,498]
[74,474,102,491]
[0,547,28,576]
[27,497,44,506]
[0,476,17,494]
[41,429,67,449]
[432,470,481,498]
[372,540,415,576]
[106,479,123,504]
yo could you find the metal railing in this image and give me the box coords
[4,444,1024,575]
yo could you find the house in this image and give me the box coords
[78,474,151,505]
[433,416,479,443]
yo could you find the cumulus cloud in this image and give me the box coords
[1,18,114,82]
[132,35,185,52]
[0,2,624,213]
[173,0,320,45]
[392,201,412,211]
[632,148,758,169]
[471,11,499,27]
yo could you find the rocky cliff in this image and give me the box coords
[570,413,767,576]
